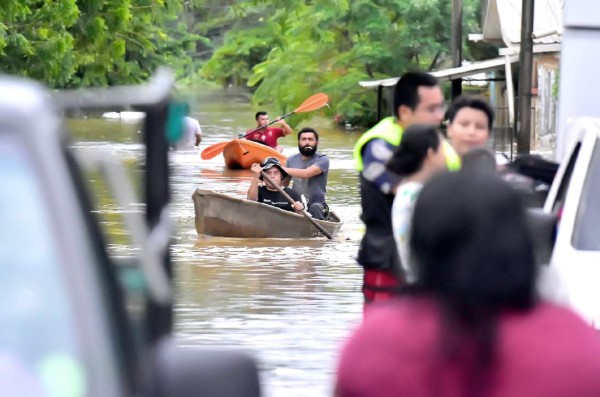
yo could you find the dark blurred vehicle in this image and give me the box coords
[0,71,261,396]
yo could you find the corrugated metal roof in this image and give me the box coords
[483,0,564,46]
[359,55,519,89]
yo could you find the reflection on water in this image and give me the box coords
[69,88,366,397]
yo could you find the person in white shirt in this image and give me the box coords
[386,124,448,282]
[175,103,202,150]
[175,116,202,151]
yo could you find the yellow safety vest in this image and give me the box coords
[353,117,461,172]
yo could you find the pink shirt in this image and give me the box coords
[245,127,285,148]
[336,298,600,397]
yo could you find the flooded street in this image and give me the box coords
[70,88,366,397]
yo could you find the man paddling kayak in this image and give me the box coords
[244,111,293,153]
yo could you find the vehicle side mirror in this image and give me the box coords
[525,207,558,266]
[148,337,261,397]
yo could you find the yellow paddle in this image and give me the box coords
[200,93,329,160]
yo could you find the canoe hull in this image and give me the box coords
[222,139,287,169]
[192,189,343,238]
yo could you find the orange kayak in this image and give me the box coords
[222,139,287,169]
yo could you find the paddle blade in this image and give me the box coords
[294,93,329,113]
[200,141,229,160]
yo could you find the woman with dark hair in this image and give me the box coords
[446,95,495,158]
[336,172,600,397]
[386,124,447,282]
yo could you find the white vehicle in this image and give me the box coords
[538,118,600,328]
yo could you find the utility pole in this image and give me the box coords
[516,0,535,154]
[451,0,463,99]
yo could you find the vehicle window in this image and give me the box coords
[0,134,86,396]
[573,137,600,250]
[552,142,581,214]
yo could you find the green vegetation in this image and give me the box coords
[1,0,491,125]
[0,0,195,87]
[200,0,490,126]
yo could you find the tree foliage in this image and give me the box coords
[0,0,80,86]
[0,0,490,125]
[0,0,197,88]
[201,0,486,126]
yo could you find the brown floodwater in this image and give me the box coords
[68,87,367,397]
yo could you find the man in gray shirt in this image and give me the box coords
[282,127,330,220]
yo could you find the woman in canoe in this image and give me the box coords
[247,157,304,213]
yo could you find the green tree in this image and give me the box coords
[0,0,80,86]
[201,0,485,126]
[200,1,283,87]
[68,0,189,86]
[0,0,194,88]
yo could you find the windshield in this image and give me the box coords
[0,134,86,396]
[573,137,600,250]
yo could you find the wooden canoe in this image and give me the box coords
[192,189,343,238]
[222,139,287,169]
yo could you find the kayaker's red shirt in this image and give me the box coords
[336,298,600,397]
[245,127,285,148]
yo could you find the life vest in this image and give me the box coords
[442,140,461,171]
[354,117,402,172]
[353,116,461,172]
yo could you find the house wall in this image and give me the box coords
[491,53,560,157]
[533,53,560,153]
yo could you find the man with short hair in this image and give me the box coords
[354,71,459,307]
[174,103,202,150]
[282,127,330,220]
[245,111,293,153]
